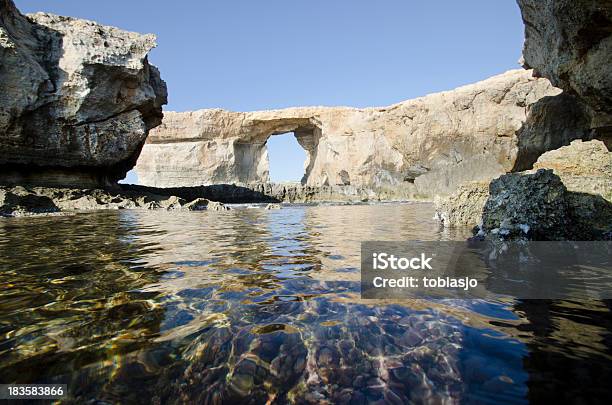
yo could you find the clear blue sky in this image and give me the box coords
[17,1,525,183]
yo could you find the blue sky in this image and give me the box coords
[17,1,525,183]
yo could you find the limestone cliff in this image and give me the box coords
[0,0,167,186]
[136,69,588,197]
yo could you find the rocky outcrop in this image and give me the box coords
[0,186,229,217]
[518,0,612,143]
[136,69,589,197]
[0,0,167,187]
[533,139,612,201]
[436,140,612,239]
[479,169,572,240]
[433,181,490,228]
[479,168,612,240]
[123,182,396,204]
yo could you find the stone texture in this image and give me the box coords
[480,169,572,240]
[122,183,388,204]
[518,0,612,141]
[478,168,612,240]
[0,186,229,217]
[435,140,612,238]
[136,69,589,197]
[533,139,612,201]
[0,0,167,187]
[433,181,490,228]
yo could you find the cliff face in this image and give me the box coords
[0,0,167,186]
[518,0,612,142]
[136,69,588,197]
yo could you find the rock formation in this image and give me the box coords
[435,140,612,239]
[0,0,167,187]
[136,69,588,197]
[0,185,230,217]
[518,0,612,145]
[433,181,490,228]
[533,139,612,201]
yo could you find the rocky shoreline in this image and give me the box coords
[0,185,231,218]
[0,182,413,217]
[1,0,611,241]
[435,140,612,240]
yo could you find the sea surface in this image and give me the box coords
[1,203,611,404]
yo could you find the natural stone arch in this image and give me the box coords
[233,119,321,185]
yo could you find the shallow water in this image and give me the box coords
[1,203,611,404]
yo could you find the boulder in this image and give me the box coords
[136,70,589,198]
[480,169,571,240]
[0,0,167,187]
[183,198,230,211]
[518,0,612,140]
[0,186,60,216]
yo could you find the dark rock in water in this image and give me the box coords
[437,141,612,240]
[0,0,167,187]
[0,185,229,217]
[481,169,571,240]
[478,169,612,240]
[0,186,60,216]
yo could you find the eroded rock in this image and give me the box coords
[435,141,612,239]
[518,0,612,141]
[136,70,589,198]
[0,186,229,217]
[433,182,490,228]
[0,0,167,187]
[480,169,571,240]
[533,140,612,201]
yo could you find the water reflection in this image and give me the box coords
[0,204,610,403]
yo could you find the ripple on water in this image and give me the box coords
[0,204,611,403]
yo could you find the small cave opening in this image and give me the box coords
[266,132,308,184]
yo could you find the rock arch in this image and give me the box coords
[234,119,321,185]
[136,70,592,197]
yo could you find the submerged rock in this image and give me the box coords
[136,70,589,198]
[0,0,167,187]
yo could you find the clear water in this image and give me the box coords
[1,203,611,404]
